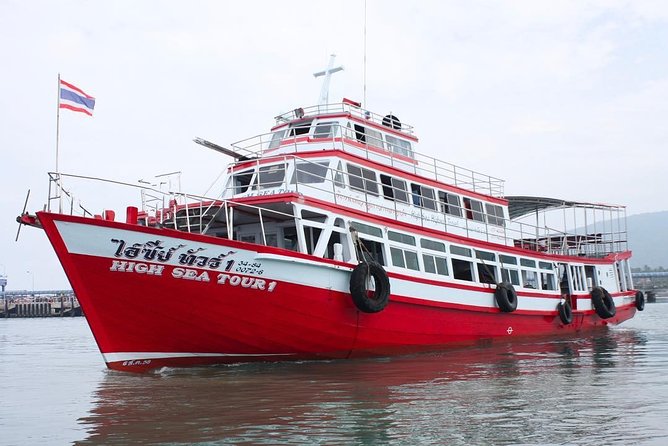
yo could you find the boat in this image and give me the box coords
[17,92,645,372]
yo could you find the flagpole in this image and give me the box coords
[56,73,62,212]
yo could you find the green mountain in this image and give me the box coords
[627,211,668,269]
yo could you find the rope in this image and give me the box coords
[350,228,374,265]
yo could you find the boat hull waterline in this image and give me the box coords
[37,211,637,372]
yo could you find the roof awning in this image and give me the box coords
[505,196,623,220]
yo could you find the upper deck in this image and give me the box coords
[226,100,505,198]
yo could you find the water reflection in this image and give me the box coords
[75,329,661,445]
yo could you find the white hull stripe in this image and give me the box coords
[103,352,296,363]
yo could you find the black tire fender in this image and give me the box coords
[635,291,645,311]
[349,262,390,313]
[591,286,616,319]
[557,300,573,325]
[494,282,517,313]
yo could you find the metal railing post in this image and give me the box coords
[228,203,233,240]
[184,194,191,233]
[259,208,267,245]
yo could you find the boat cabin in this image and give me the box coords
[151,100,634,300]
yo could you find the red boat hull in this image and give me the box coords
[36,212,637,372]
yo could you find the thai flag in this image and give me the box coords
[59,80,95,116]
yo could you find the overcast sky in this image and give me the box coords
[1,0,667,290]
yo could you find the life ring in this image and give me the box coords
[590,287,616,319]
[349,262,391,313]
[557,300,573,325]
[494,282,517,312]
[635,291,645,311]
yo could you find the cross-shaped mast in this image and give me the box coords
[313,54,344,105]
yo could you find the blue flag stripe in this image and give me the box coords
[60,89,96,110]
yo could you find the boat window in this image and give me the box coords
[452,258,474,281]
[486,203,505,226]
[353,124,383,149]
[265,233,278,247]
[390,247,419,271]
[323,232,345,260]
[385,134,413,158]
[539,261,553,270]
[351,221,383,238]
[334,161,344,188]
[353,124,366,143]
[380,174,408,203]
[540,272,557,290]
[268,130,286,149]
[291,161,329,184]
[584,265,597,290]
[520,258,536,268]
[499,254,517,265]
[475,250,496,262]
[411,184,437,210]
[347,164,378,196]
[300,209,328,222]
[570,265,586,291]
[405,250,419,271]
[303,226,322,255]
[359,238,386,265]
[463,198,485,222]
[232,169,255,194]
[239,234,256,244]
[450,245,472,257]
[282,226,300,252]
[423,253,449,276]
[313,121,338,139]
[438,191,462,217]
[344,122,355,139]
[388,231,416,246]
[347,164,365,192]
[502,268,521,286]
[365,127,383,149]
[288,119,313,137]
[257,164,286,189]
[362,167,379,195]
[420,239,446,252]
[521,270,538,289]
[477,262,498,284]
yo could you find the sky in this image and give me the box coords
[1,0,667,290]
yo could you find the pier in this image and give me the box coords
[1,290,81,318]
[632,272,668,303]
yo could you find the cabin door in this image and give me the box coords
[557,263,576,310]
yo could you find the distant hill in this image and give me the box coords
[627,211,668,269]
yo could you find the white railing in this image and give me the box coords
[44,168,627,258]
[274,101,416,135]
[230,123,505,197]
[222,156,628,257]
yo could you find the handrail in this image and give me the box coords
[223,155,628,257]
[44,168,627,258]
[274,101,416,135]
[229,123,505,197]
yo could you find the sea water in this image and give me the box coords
[1,303,668,445]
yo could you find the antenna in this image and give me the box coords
[364,0,367,106]
[313,54,344,105]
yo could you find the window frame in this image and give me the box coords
[463,197,485,222]
[438,191,462,217]
[312,121,338,139]
[291,161,330,185]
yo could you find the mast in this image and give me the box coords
[313,54,344,106]
[56,73,62,212]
